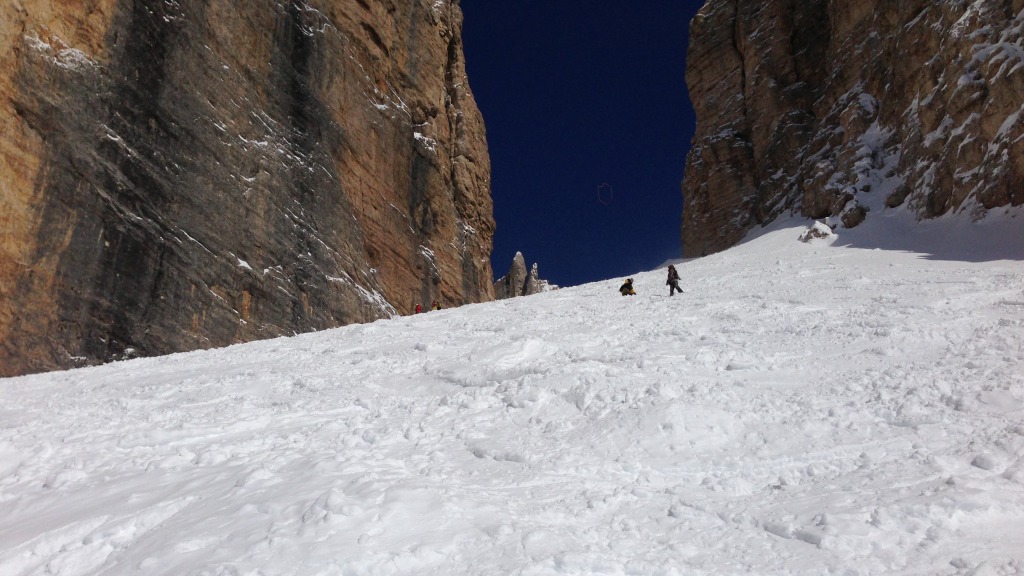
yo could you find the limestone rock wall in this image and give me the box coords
[0,0,494,376]
[682,0,1024,257]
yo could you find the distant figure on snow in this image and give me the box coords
[415,303,423,314]
[619,278,636,296]
[666,265,681,296]
[431,299,442,310]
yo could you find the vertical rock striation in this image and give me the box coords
[0,0,494,376]
[682,0,1024,257]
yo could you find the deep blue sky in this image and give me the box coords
[461,1,706,288]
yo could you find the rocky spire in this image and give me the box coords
[494,252,555,299]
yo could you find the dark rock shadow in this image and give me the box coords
[828,209,1024,263]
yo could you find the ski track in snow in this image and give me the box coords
[1,219,1023,576]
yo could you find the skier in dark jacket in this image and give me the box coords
[666,265,681,296]
[619,278,636,296]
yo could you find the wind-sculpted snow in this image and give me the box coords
[1,213,1023,575]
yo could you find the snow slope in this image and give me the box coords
[1,213,1023,576]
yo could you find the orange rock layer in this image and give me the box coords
[0,0,494,376]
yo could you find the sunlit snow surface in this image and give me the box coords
[2,211,1023,576]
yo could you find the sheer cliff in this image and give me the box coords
[0,0,494,376]
[682,0,1024,257]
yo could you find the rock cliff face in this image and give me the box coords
[682,0,1024,257]
[0,0,494,376]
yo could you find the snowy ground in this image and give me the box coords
[1,211,1023,576]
